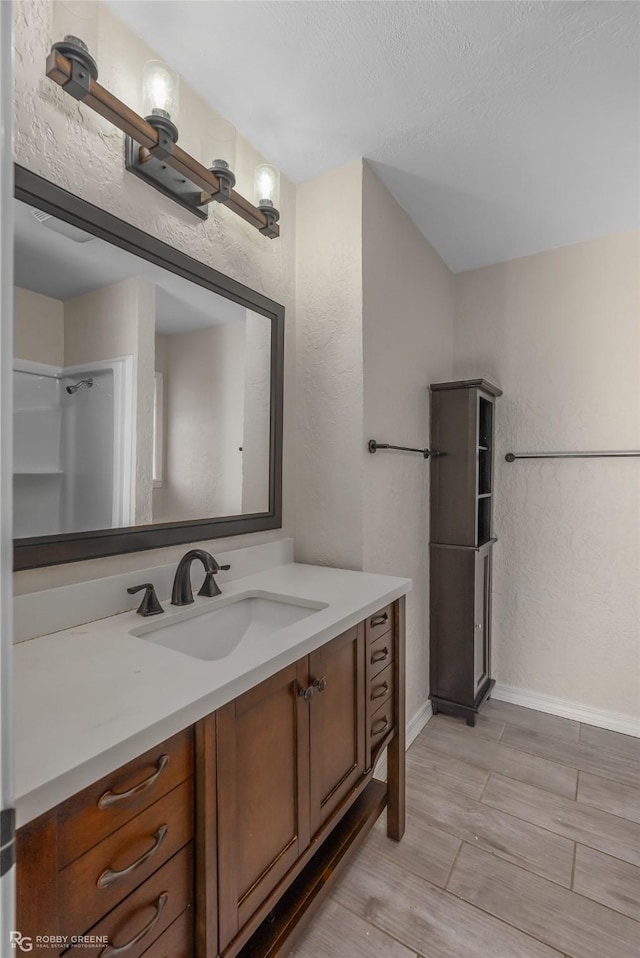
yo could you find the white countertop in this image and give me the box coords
[14,562,411,826]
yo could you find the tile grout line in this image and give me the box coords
[404,794,577,889]
[443,838,465,891]
[444,842,580,953]
[344,835,579,958]
[417,727,589,779]
[325,894,429,957]
[477,770,491,803]
[414,738,640,830]
[475,784,640,869]
[496,733,640,789]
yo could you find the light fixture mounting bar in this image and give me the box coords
[45,49,280,237]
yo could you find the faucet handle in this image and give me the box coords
[197,563,231,598]
[127,583,164,617]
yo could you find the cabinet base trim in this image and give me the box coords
[236,780,387,958]
[430,680,495,727]
[492,684,640,738]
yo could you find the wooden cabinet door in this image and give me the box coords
[308,625,366,836]
[216,660,310,951]
[474,550,491,693]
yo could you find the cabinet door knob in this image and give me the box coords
[298,685,316,703]
[312,677,327,693]
[474,623,483,629]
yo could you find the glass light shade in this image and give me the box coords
[52,0,99,59]
[142,60,180,120]
[254,164,280,210]
[204,118,237,172]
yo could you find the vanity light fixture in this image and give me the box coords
[254,164,281,235]
[45,38,281,237]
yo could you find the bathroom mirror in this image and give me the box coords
[13,167,283,570]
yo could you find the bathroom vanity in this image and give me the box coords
[14,558,409,957]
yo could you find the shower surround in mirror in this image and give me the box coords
[13,357,131,538]
[13,197,271,540]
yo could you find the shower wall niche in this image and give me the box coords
[13,358,133,538]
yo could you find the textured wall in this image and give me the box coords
[13,0,296,591]
[295,161,364,570]
[14,286,64,366]
[362,164,454,725]
[242,311,271,514]
[64,277,155,524]
[454,230,640,718]
[156,321,245,521]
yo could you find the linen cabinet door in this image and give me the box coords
[308,624,366,837]
[216,660,311,952]
[474,547,492,693]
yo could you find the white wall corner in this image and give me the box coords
[493,683,640,738]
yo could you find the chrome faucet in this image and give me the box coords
[171,549,231,606]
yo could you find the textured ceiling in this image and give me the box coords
[106,1,640,272]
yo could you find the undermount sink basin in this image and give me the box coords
[130,591,327,661]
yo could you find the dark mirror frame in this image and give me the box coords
[13,165,284,571]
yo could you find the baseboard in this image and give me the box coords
[492,683,640,738]
[406,700,434,747]
[374,700,433,780]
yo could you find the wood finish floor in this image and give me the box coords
[289,700,640,958]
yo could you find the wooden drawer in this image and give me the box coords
[369,662,393,711]
[64,844,193,957]
[58,728,194,867]
[139,907,192,958]
[369,699,394,753]
[60,779,194,939]
[368,631,394,679]
[365,604,393,645]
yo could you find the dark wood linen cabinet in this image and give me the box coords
[429,378,502,726]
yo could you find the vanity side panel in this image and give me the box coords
[15,809,59,956]
[387,596,406,840]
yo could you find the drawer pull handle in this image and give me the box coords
[98,755,169,809]
[100,892,168,957]
[97,825,168,889]
[312,676,328,693]
[371,682,389,701]
[370,613,389,627]
[370,647,389,664]
[371,717,390,736]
